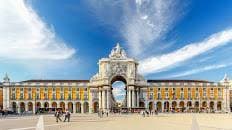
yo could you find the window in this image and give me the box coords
[36,94,40,100]
[37,88,40,91]
[188,92,191,99]
[196,88,198,91]
[158,93,161,99]
[158,88,161,91]
[181,93,184,99]
[52,93,56,100]
[68,94,71,100]
[84,94,88,99]
[45,87,47,91]
[61,87,63,91]
[44,93,47,99]
[218,90,222,97]
[149,93,153,99]
[165,92,168,98]
[69,87,71,91]
[76,93,80,99]
[181,88,184,91]
[84,88,88,91]
[12,94,16,100]
[12,88,15,91]
[203,92,206,97]
[77,88,79,91]
[150,88,153,91]
[165,88,168,91]
[28,94,32,99]
[28,88,31,91]
[196,92,199,98]
[20,93,23,99]
[53,87,56,91]
[60,93,64,100]
[210,88,214,98]
[20,88,23,91]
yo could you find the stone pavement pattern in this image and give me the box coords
[1,114,232,130]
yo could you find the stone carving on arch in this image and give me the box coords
[110,62,128,77]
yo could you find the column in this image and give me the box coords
[98,89,102,110]
[33,102,36,114]
[65,102,68,111]
[41,102,44,108]
[107,88,111,110]
[3,86,10,109]
[25,103,28,112]
[89,90,93,113]
[128,88,131,108]
[132,89,135,108]
[17,102,20,114]
[73,101,76,113]
[162,101,165,112]
[214,101,217,111]
[81,102,84,113]
[102,89,106,110]
[223,85,230,112]
[137,90,139,107]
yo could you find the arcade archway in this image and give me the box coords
[111,76,127,109]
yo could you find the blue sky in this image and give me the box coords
[1,0,232,82]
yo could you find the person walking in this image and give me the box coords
[63,109,71,122]
[55,109,62,123]
[2,109,5,118]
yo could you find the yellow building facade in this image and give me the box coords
[0,44,231,114]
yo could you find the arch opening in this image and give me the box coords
[111,76,127,110]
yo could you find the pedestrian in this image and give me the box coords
[2,109,5,117]
[55,109,62,123]
[63,109,71,122]
[142,111,145,117]
[106,111,109,117]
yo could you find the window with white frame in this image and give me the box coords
[180,93,184,99]
[158,93,161,99]
[149,93,153,99]
[203,88,206,97]
[218,88,222,98]
[210,88,214,98]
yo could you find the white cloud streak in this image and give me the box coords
[86,0,184,56]
[123,0,183,56]
[139,28,232,75]
[170,63,232,78]
[0,0,75,60]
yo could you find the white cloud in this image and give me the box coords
[170,63,232,78]
[139,28,232,75]
[112,81,126,102]
[123,0,183,56]
[86,0,184,56]
[0,0,75,60]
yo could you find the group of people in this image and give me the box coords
[55,109,71,123]
[141,110,159,117]
[0,109,8,117]
[98,110,109,118]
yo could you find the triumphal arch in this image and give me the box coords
[89,43,147,112]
